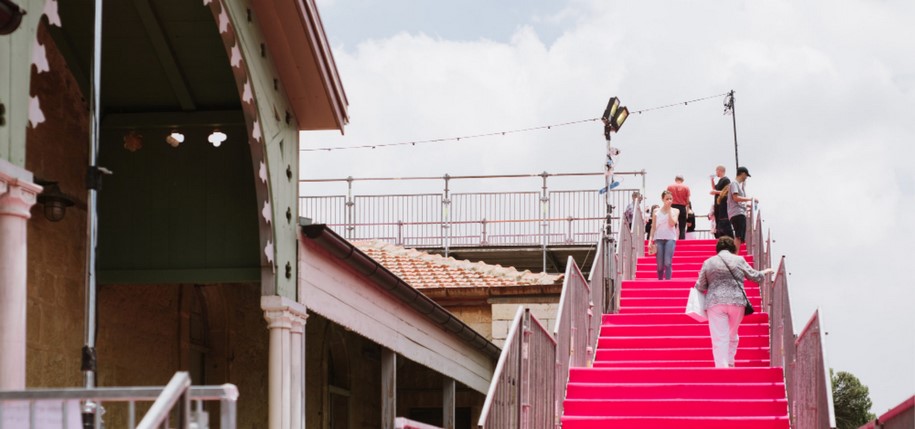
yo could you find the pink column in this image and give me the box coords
[0,159,41,390]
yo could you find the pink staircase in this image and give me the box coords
[561,239,790,428]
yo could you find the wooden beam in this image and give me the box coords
[131,0,196,111]
[100,110,244,129]
[443,376,455,429]
[381,348,396,429]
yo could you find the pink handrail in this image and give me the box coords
[750,211,837,429]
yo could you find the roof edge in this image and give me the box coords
[300,222,500,360]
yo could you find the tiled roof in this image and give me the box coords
[353,240,563,289]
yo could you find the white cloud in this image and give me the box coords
[302,0,915,412]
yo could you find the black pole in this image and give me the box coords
[729,90,739,170]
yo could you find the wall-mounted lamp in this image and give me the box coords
[35,180,75,222]
[0,0,25,36]
[208,129,227,147]
[166,131,185,147]
[123,130,143,152]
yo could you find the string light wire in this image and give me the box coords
[301,91,730,152]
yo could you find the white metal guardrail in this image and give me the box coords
[0,372,238,429]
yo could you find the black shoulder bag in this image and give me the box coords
[718,255,755,315]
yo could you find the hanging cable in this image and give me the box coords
[301,91,730,152]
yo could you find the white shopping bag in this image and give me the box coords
[685,287,707,322]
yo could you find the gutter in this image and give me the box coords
[300,222,501,360]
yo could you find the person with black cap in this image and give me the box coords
[726,166,757,249]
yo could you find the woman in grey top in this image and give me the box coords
[695,236,774,367]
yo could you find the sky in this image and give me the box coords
[301,0,915,414]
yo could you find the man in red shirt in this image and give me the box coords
[667,175,690,239]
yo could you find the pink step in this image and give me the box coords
[563,399,788,417]
[601,323,769,337]
[638,255,754,264]
[561,415,790,429]
[567,367,784,383]
[595,347,770,361]
[619,306,765,315]
[602,313,769,325]
[638,262,704,271]
[623,278,758,287]
[565,381,785,400]
[619,297,762,307]
[598,335,769,349]
[621,287,760,298]
[593,359,771,368]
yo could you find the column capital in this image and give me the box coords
[0,160,41,219]
[261,295,307,330]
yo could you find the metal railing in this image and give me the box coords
[478,249,597,429]
[794,310,838,429]
[477,306,556,429]
[300,171,647,254]
[749,209,837,429]
[0,372,238,429]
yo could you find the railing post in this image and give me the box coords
[442,174,451,257]
[396,220,403,246]
[566,216,574,244]
[480,218,488,245]
[540,172,550,273]
[519,310,532,429]
[345,176,355,239]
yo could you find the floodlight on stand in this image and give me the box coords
[166,131,185,148]
[208,129,227,147]
[611,106,629,131]
[601,97,620,126]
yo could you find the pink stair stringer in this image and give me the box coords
[561,239,790,429]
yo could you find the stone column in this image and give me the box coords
[262,295,307,429]
[0,159,41,390]
[289,316,305,429]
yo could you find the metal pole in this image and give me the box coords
[83,0,104,425]
[442,174,451,257]
[540,172,549,273]
[728,90,739,170]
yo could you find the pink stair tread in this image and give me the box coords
[561,238,789,427]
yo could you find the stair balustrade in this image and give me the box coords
[0,372,238,429]
[478,247,600,429]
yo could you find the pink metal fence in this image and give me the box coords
[794,310,837,429]
[478,253,596,429]
[477,307,557,429]
[749,210,837,429]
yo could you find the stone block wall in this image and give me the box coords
[489,299,560,348]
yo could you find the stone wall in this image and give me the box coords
[441,305,492,340]
[489,298,560,348]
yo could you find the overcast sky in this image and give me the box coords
[301,0,914,413]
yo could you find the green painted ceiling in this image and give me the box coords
[51,0,240,115]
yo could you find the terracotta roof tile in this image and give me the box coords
[353,241,563,289]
